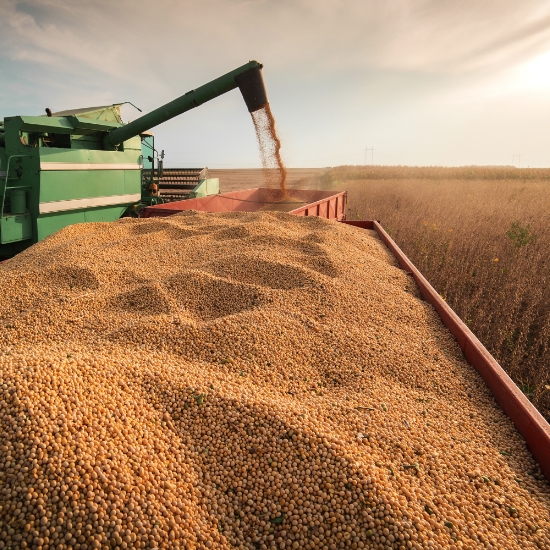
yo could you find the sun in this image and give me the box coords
[514,49,550,91]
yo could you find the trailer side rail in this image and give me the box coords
[342,220,550,481]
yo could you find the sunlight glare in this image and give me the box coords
[513,49,550,91]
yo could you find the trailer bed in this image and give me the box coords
[141,187,347,220]
[142,189,550,480]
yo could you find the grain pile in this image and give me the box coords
[0,211,548,550]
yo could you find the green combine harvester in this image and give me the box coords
[0,61,267,258]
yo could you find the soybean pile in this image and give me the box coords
[0,211,549,550]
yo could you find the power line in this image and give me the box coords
[365,147,374,165]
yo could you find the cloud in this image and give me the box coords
[3,0,550,78]
[1,2,127,78]
[1,0,550,166]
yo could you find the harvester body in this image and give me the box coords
[0,60,266,257]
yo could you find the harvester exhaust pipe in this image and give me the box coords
[104,60,267,149]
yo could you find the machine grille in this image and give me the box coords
[142,168,209,202]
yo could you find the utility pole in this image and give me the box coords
[365,147,374,165]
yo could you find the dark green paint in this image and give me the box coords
[106,60,263,147]
[0,214,32,244]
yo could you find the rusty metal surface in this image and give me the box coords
[342,220,550,482]
[290,191,347,220]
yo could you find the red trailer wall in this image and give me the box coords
[142,193,550,481]
[141,188,347,220]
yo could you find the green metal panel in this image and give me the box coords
[141,136,154,169]
[0,124,40,159]
[39,171,126,203]
[124,170,141,194]
[9,116,75,134]
[66,116,121,132]
[189,178,220,199]
[4,115,121,135]
[51,104,123,123]
[39,148,93,164]
[0,214,32,244]
[121,135,142,152]
[40,170,126,203]
[69,135,106,151]
[38,138,142,164]
[10,189,26,214]
[1,151,38,223]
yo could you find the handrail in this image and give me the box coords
[1,155,33,218]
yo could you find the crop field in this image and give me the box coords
[210,168,325,193]
[323,166,550,421]
[206,166,550,421]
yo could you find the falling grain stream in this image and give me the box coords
[251,105,288,195]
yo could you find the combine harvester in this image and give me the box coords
[1,60,549,487]
[0,61,268,257]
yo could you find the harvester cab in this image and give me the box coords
[0,60,268,257]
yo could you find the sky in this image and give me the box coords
[1,0,550,168]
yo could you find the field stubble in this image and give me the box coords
[326,166,550,420]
